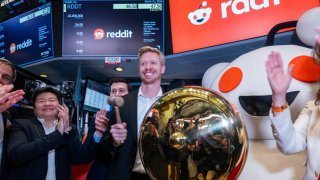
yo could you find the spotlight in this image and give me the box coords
[114,67,124,72]
[39,74,48,78]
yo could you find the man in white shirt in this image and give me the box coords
[0,58,24,179]
[99,46,166,180]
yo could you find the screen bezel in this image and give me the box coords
[0,2,55,66]
[61,0,165,57]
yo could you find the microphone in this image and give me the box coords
[107,96,124,124]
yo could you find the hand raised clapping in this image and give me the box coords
[95,109,108,136]
[56,104,71,134]
[0,84,25,113]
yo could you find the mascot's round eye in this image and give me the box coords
[219,67,243,93]
[289,55,320,83]
[203,13,207,17]
[193,15,197,20]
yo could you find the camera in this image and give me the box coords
[24,80,75,106]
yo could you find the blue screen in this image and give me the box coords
[83,79,111,112]
[62,0,164,56]
[0,2,54,66]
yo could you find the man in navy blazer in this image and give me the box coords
[85,78,131,180]
[99,46,166,180]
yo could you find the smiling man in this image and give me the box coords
[98,46,165,180]
[6,87,95,180]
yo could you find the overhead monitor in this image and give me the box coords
[62,0,165,57]
[0,0,50,22]
[83,79,111,112]
[169,0,320,54]
[0,2,54,66]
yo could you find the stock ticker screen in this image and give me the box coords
[0,2,54,66]
[62,0,164,57]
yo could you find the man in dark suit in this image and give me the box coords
[84,78,131,180]
[6,87,96,180]
[99,46,166,180]
[0,58,25,179]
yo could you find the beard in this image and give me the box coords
[140,73,162,85]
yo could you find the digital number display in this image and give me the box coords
[62,0,164,56]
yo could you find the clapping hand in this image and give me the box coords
[95,109,108,136]
[57,104,71,134]
[0,84,25,113]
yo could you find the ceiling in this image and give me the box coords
[23,31,302,86]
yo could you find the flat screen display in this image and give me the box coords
[169,0,320,54]
[0,2,54,66]
[62,0,164,56]
[83,79,111,112]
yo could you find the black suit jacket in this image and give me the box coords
[6,117,95,180]
[0,111,11,180]
[99,90,139,180]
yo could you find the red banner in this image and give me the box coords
[169,0,320,53]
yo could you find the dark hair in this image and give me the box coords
[313,42,320,104]
[109,78,131,92]
[0,58,17,83]
[316,89,320,105]
[313,42,320,65]
[31,86,61,106]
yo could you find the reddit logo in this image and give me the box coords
[188,1,212,25]
[9,43,16,54]
[94,28,105,40]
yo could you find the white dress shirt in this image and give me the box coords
[132,87,163,174]
[38,118,58,180]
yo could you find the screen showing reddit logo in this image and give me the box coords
[170,0,320,54]
[10,43,16,54]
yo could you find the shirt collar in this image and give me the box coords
[37,118,58,127]
[138,86,163,99]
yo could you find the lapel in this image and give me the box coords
[2,111,10,128]
[32,118,46,137]
[1,112,10,140]
[130,90,138,144]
